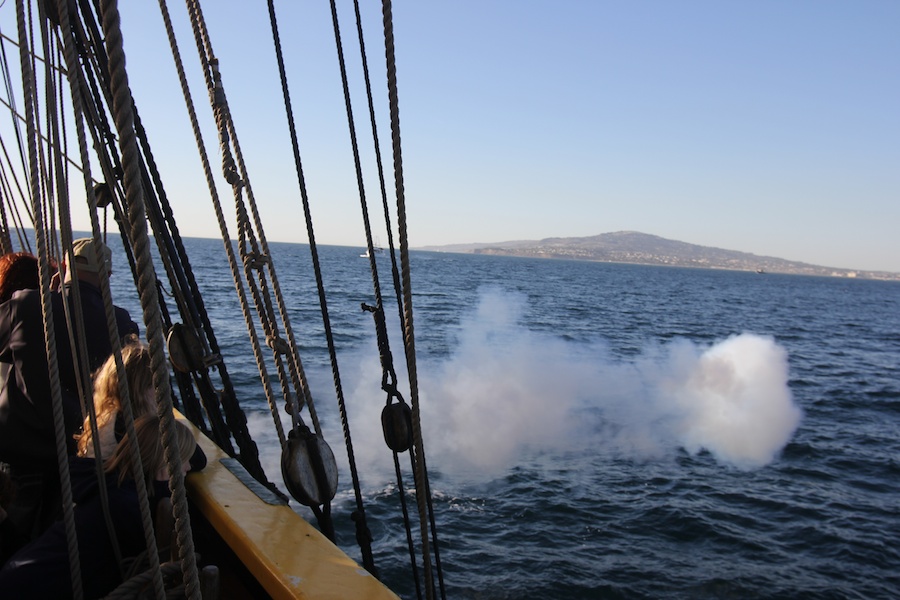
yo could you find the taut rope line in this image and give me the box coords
[381,0,445,597]
[53,0,166,595]
[264,0,377,567]
[179,0,340,535]
[155,0,289,454]
[98,0,200,597]
[14,0,81,595]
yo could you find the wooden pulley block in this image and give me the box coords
[166,323,205,373]
[281,428,339,507]
[382,401,413,453]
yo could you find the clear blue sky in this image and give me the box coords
[2,2,898,272]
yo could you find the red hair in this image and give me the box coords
[0,252,39,304]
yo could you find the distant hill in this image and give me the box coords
[418,231,899,281]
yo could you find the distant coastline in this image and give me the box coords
[416,231,900,282]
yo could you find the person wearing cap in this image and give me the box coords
[67,237,113,283]
[0,237,139,558]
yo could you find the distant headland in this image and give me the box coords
[417,231,899,281]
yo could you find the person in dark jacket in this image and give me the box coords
[0,251,40,564]
[0,415,203,599]
[0,238,139,552]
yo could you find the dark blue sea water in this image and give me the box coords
[110,238,900,600]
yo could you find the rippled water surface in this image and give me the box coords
[111,239,900,599]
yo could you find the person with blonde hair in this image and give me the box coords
[0,415,203,598]
[104,414,200,491]
[77,335,156,460]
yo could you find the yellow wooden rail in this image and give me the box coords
[180,415,400,600]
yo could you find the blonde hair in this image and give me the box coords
[104,415,196,489]
[76,336,155,457]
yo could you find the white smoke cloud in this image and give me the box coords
[419,290,587,472]
[414,289,802,476]
[665,334,802,469]
[292,288,803,485]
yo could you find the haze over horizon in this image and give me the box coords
[1,2,897,272]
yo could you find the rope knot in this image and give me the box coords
[266,334,291,355]
[222,156,242,187]
[242,251,269,271]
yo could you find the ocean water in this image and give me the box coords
[110,237,900,600]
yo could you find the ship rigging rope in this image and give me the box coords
[347,4,445,592]
[162,0,302,445]
[25,1,59,247]
[131,113,267,473]
[0,132,32,252]
[51,0,168,595]
[0,29,38,251]
[320,0,445,595]
[324,0,431,592]
[180,0,344,536]
[153,0,290,453]
[37,6,133,584]
[263,0,378,571]
[3,5,166,594]
[1,3,272,596]
[58,0,266,482]
[105,561,184,599]
[98,0,201,596]
[380,1,446,598]
[13,1,81,595]
[184,0,325,438]
[160,0,344,534]
[347,0,408,344]
[15,0,185,596]
[160,0,328,460]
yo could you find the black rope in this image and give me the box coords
[348,0,409,361]
[395,450,423,600]
[380,0,445,595]
[332,1,446,595]
[0,26,36,234]
[73,0,233,446]
[264,0,373,565]
[325,0,445,593]
[416,441,446,599]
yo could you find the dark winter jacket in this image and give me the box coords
[0,283,139,468]
[0,457,168,598]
